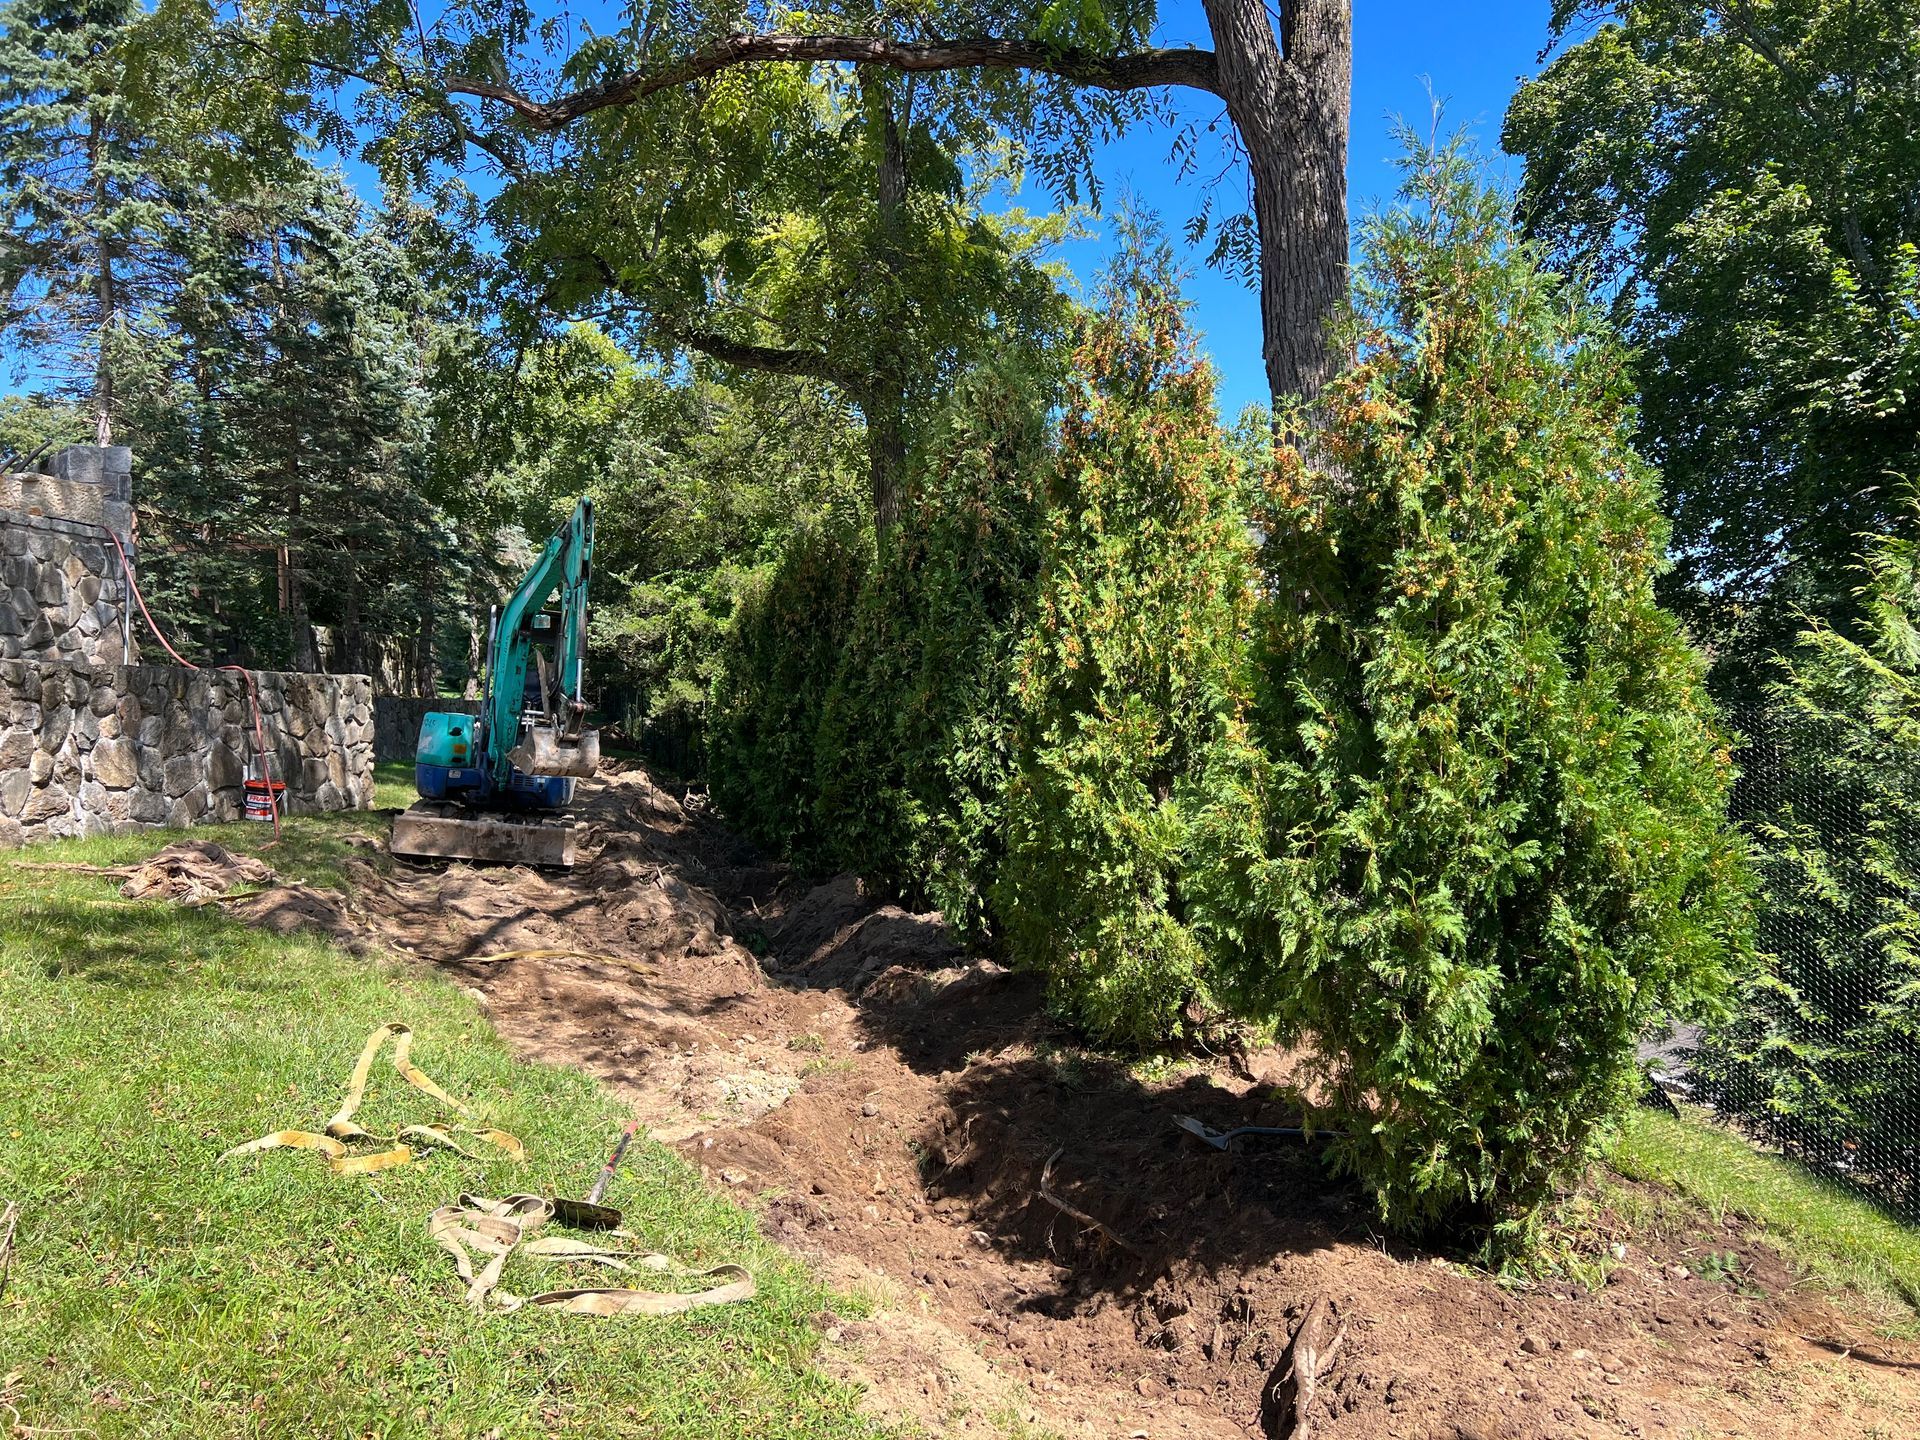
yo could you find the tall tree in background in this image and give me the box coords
[169,0,1353,415]
[117,167,475,678]
[490,60,1069,534]
[1505,0,1920,696]
[0,0,179,441]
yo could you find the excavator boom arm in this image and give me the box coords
[485,498,595,787]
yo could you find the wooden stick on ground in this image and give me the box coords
[0,1199,20,1303]
[1036,1147,1143,1257]
[460,948,658,975]
[1800,1333,1920,1371]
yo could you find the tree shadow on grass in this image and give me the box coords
[12,901,267,992]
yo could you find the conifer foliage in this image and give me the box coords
[995,241,1267,1049]
[811,365,1051,938]
[1250,137,1754,1238]
[706,522,868,863]
[0,0,179,438]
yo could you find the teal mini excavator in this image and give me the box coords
[389,498,601,867]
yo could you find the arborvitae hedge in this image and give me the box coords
[1693,513,1920,1214]
[810,366,1050,936]
[994,244,1268,1049]
[1248,139,1754,1241]
[705,522,867,862]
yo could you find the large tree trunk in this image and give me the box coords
[286,484,319,673]
[86,109,117,445]
[340,555,363,678]
[865,74,911,538]
[1201,0,1350,408]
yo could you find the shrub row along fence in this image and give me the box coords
[703,154,1759,1248]
[1692,706,1920,1221]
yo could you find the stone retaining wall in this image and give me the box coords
[1,445,374,846]
[0,660,373,845]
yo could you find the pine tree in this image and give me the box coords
[0,0,179,439]
[121,167,465,677]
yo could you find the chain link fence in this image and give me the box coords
[1684,711,1920,1220]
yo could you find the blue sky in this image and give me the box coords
[1084,1,1554,415]
[7,3,1557,409]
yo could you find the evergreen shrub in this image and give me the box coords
[993,241,1269,1049]
[811,366,1050,936]
[706,522,866,861]
[1250,137,1754,1240]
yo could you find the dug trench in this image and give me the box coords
[236,765,1920,1440]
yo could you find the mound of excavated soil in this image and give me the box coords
[238,768,1920,1439]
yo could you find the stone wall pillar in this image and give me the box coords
[2,444,135,669]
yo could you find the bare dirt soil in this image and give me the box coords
[257,766,1920,1440]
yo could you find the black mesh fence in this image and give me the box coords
[1685,711,1920,1219]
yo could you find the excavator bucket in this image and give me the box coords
[390,803,582,868]
[506,725,601,779]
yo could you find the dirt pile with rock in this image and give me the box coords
[235,764,1920,1440]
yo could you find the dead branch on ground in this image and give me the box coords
[0,1200,18,1303]
[1037,1147,1144,1257]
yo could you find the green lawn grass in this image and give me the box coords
[0,814,887,1440]
[370,758,417,811]
[1613,1107,1920,1325]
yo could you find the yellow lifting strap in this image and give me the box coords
[426,1194,757,1316]
[217,1022,523,1174]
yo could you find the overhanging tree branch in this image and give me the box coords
[446,32,1222,130]
[568,248,859,391]
[676,328,859,390]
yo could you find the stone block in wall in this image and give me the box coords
[207,741,244,791]
[90,736,137,790]
[162,752,199,799]
[21,783,70,827]
[168,782,209,828]
[38,701,69,752]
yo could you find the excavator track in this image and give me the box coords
[390,801,582,868]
